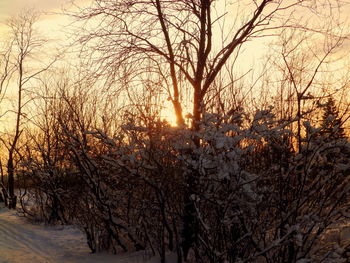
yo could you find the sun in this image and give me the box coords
[161,101,178,127]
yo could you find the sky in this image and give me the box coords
[0,0,73,36]
[0,0,349,126]
[0,0,92,34]
[1,0,348,67]
[0,0,79,128]
[0,0,69,15]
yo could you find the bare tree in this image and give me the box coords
[261,28,345,153]
[67,1,348,258]
[0,34,16,205]
[1,10,55,209]
[70,0,344,129]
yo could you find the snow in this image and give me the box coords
[0,204,162,263]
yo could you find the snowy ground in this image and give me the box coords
[2,201,349,263]
[0,204,162,263]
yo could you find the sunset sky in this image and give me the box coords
[0,0,69,15]
[0,0,70,37]
[0,0,91,35]
[0,0,349,126]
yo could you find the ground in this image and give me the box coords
[0,204,161,263]
[2,202,349,263]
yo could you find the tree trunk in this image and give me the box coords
[181,85,202,260]
[7,153,16,209]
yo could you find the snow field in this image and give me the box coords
[0,204,165,263]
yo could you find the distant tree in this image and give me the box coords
[319,96,345,141]
[304,96,349,174]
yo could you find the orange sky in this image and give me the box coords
[0,0,69,15]
[0,0,349,126]
[0,0,90,33]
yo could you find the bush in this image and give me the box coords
[18,109,350,262]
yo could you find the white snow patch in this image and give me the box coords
[0,203,168,263]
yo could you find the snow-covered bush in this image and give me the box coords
[18,105,350,262]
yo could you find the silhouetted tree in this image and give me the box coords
[1,11,55,209]
[69,0,347,258]
[320,97,345,141]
